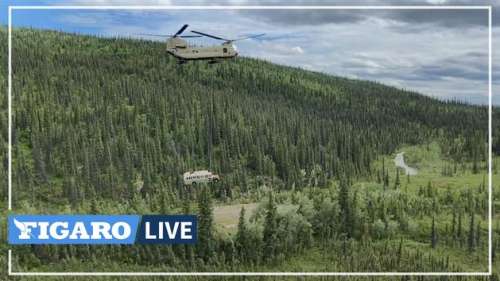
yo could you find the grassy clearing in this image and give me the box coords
[214,203,258,233]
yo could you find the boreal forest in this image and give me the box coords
[0,28,499,281]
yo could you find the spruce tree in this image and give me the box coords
[431,216,437,249]
[383,170,389,190]
[338,177,352,238]
[468,212,475,252]
[197,186,214,262]
[262,192,278,262]
[451,209,456,237]
[457,210,463,246]
[394,169,400,189]
[235,207,249,263]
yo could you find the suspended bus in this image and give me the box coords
[183,170,220,185]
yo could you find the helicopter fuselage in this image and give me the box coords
[166,37,238,61]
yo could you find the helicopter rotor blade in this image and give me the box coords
[231,33,265,42]
[136,33,201,38]
[174,24,189,37]
[191,30,229,41]
[191,31,265,42]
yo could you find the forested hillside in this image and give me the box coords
[0,28,498,279]
[2,28,491,203]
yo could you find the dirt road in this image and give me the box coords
[394,152,418,175]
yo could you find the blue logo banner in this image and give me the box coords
[8,215,197,245]
[8,215,140,244]
[136,215,197,244]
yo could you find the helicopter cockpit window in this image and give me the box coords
[223,48,228,53]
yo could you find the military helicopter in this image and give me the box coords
[140,24,264,64]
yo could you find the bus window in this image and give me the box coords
[223,48,228,53]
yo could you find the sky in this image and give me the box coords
[0,0,498,105]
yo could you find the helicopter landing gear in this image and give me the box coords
[177,59,187,65]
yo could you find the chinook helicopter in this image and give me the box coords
[140,24,264,64]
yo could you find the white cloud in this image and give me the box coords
[259,43,305,56]
[292,46,304,54]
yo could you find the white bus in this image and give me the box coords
[183,170,220,185]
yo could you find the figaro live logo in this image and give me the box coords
[8,215,197,245]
